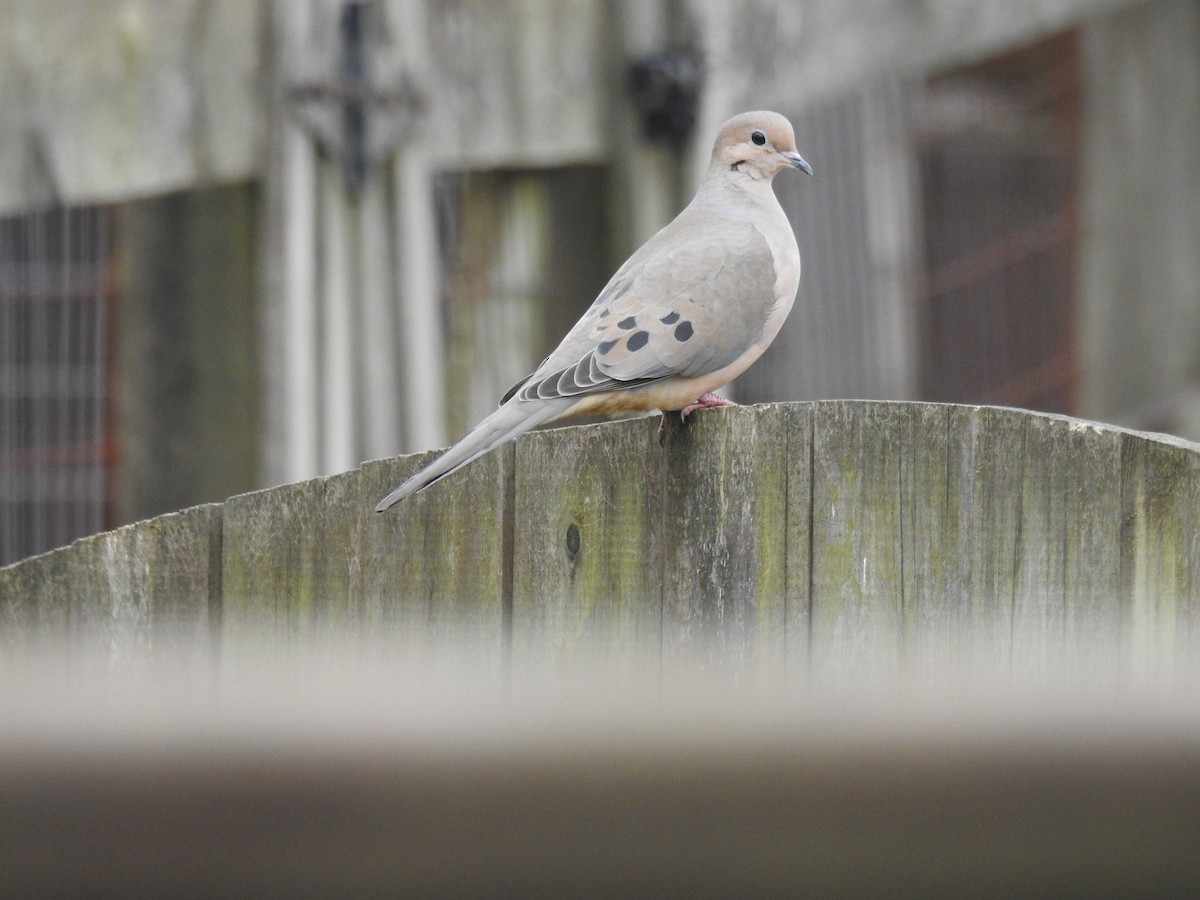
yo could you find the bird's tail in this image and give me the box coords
[374,397,575,512]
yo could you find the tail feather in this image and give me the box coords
[374,398,574,512]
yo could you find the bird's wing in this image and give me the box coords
[507,212,779,404]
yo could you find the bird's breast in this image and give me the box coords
[752,213,801,338]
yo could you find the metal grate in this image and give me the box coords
[0,206,116,566]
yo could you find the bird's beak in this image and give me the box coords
[783,151,813,175]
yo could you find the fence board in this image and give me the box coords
[80,504,221,654]
[221,447,510,675]
[220,472,363,654]
[810,402,906,679]
[952,406,1029,674]
[1121,430,1200,681]
[0,545,74,652]
[895,403,961,679]
[1015,415,1124,681]
[659,404,805,680]
[358,450,510,674]
[0,503,218,666]
[510,418,664,683]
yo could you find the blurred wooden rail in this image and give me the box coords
[1,400,1198,679]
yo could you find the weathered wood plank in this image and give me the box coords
[79,504,221,652]
[782,404,815,677]
[805,401,1126,683]
[1120,429,1200,682]
[0,544,74,654]
[509,404,812,684]
[659,403,805,680]
[220,471,364,653]
[115,185,261,523]
[894,403,961,679]
[1013,415,1123,682]
[810,401,906,680]
[510,417,664,684]
[221,448,510,673]
[0,503,220,668]
[949,406,1029,674]
[357,449,509,675]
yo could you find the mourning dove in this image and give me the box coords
[376,110,811,511]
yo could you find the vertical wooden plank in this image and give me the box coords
[948,406,1028,677]
[1052,418,1124,681]
[1007,412,1065,677]
[1120,430,1200,683]
[358,447,509,679]
[0,504,220,672]
[86,504,221,655]
[442,176,553,438]
[509,417,663,686]
[1080,0,1200,422]
[894,402,961,681]
[1010,415,1123,682]
[810,401,905,682]
[0,545,75,658]
[220,470,364,666]
[660,404,799,682]
[783,403,814,679]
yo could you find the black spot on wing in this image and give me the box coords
[626,330,650,353]
[660,311,680,325]
[618,316,637,330]
[674,321,694,342]
[597,338,618,355]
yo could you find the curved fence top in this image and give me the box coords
[2,400,1198,685]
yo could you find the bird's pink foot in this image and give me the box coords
[680,392,738,420]
[658,393,738,445]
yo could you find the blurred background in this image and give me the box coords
[1,0,1197,566]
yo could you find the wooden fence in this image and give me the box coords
[2,400,1198,682]
[3,399,1200,894]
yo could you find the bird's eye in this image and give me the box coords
[751,130,767,146]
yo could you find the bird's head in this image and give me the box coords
[710,110,812,181]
